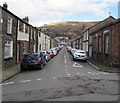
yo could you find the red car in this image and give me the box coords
[47,50,54,59]
[67,46,72,52]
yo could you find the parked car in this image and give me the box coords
[56,47,60,52]
[58,45,63,50]
[42,51,51,62]
[51,48,58,56]
[73,50,87,61]
[67,46,72,52]
[20,52,46,71]
[71,48,77,56]
[47,49,54,59]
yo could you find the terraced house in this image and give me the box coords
[0,3,42,69]
[88,16,120,68]
[17,17,30,63]
[70,16,120,68]
[1,3,54,70]
[1,3,18,69]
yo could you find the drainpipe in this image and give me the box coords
[0,6,2,102]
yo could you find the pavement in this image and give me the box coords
[87,58,120,73]
[1,64,21,82]
[1,58,120,82]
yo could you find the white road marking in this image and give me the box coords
[64,55,66,58]
[76,73,80,75]
[37,78,42,81]
[73,62,83,68]
[20,80,31,83]
[81,74,85,76]
[52,77,56,79]
[88,72,92,74]
[2,82,14,85]
[64,59,66,64]
[100,72,110,74]
[67,74,71,77]
[91,72,99,75]
[67,74,70,75]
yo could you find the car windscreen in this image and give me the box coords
[27,54,39,60]
[76,51,86,54]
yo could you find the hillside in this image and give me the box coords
[38,21,98,39]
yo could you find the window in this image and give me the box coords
[39,32,41,37]
[32,30,34,39]
[93,37,96,52]
[19,22,24,32]
[34,31,36,40]
[105,35,109,54]
[39,44,41,50]
[89,36,92,44]
[31,29,32,39]
[25,25,28,33]
[98,36,102,53]
[4,40,13,58]
[7,17,12,34]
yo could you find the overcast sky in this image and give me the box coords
[0,0,119,26]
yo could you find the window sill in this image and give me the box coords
[4,57,13,60]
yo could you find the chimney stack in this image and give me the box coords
[3,2,8,10]
[23,16,29,23]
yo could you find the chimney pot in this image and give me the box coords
[23,16,29,23]
[3,2,8,9]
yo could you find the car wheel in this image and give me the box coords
[73,57,76,61]
[20,64,25,71]
[44,60,47,65]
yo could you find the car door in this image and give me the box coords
[39,52,46,64]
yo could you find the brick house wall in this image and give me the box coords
[111,20,120,67]
[2,7,18,69]
[89,17,120,68]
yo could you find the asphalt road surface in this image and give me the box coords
[2,46,119,101]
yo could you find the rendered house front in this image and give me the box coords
[17,19,30,63]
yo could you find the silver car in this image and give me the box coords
[73,50,87,61]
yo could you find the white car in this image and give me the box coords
[71,48,77,56]
[73,50,87,61]
[51,48,58,56]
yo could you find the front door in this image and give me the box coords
[89,46,92,58]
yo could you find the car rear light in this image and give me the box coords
[37,58,41,63]
[44,54,47,56]
[20,58,23,63]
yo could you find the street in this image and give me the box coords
[2,46,119,101]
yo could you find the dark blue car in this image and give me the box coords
[20,52,46,71]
